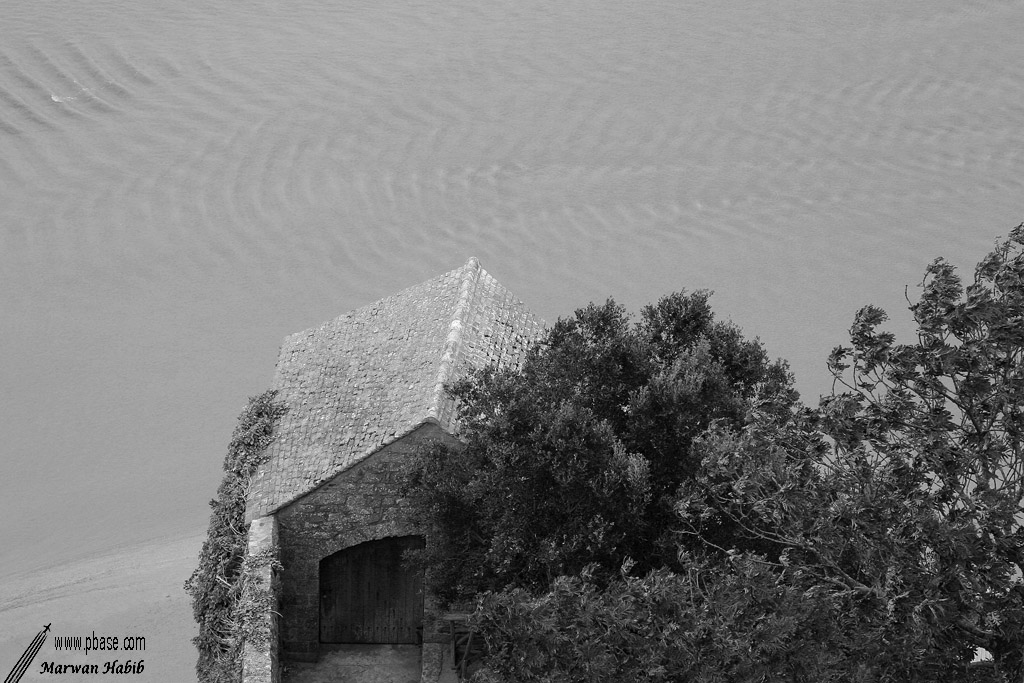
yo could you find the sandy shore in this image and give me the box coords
[0,532,204,682]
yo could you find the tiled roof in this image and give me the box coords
[246,258,545,520]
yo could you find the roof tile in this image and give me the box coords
[246,259,544,520]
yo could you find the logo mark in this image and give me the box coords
[4,623,50,683]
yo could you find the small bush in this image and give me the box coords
[184,390,286,683]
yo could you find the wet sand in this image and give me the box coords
[0,532,202,682]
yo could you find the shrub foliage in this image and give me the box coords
[185,390,286,683]
[408,225,1024,682]
[404,290,794,604]
[680,226,1024,679]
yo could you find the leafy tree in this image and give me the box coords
[819,224,1024,677]
[676,224,1024,680]
[414,225,1024,682]
[404,291,793,603]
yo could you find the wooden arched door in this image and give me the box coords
[319,536,425,644]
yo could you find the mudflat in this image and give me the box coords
[0,532,202,682]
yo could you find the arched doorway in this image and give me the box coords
[319,535,425,644]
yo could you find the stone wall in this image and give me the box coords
[273,422,460,664]
[241,516,281,683]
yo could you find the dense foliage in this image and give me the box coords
[404,289,794,602]
[184,390,286,683]
[471,556,846,683]
[409,226,1024,682]
[683,228,1024,679]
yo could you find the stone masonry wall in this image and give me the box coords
[241,516,280,683]
[274,422,460,663]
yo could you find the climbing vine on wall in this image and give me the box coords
[184,389,287,683]
[234,547,283,652]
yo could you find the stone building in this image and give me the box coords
[242,258,544,681]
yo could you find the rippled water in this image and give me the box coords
[2,0,1023,574]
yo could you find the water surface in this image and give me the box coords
[2,0,1023,575]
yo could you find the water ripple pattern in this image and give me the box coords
[0,0,1021,318]
[2,0,1024,573]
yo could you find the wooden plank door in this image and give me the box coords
[319,536,424,644]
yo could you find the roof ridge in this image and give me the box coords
[426,257,481,425]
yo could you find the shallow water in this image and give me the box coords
[2,0,1023,575]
